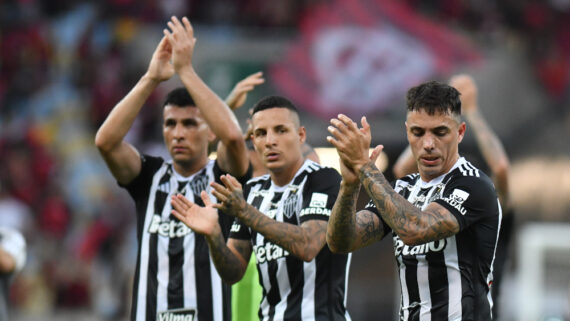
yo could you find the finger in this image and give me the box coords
[171,208,187,222]
[338,114,358,132]
[360,116,371,136]
[211,189,227,203]
[226,175,242,189]
[327,125,346,141]
[171,16,183,31]
[220,175,235,189]
[163,28,173,42]
[200,191,213,207]
[369,144,384,163]
[182,16,193,37]
[326,135,341,149]
[171,194,188,212]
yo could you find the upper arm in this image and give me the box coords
[215,138,250,179]
[97,141,142,185]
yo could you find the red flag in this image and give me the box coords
[270,0,481,119]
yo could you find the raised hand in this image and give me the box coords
[327,114,373,173]
[163,16,196,74]
[449,74,478,114]
[225,72,265,110]
[210,174,248,217]
[171,191,220,236]
[145,36,175,82]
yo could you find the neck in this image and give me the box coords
[270,158,305,187]
[173,157,209,177]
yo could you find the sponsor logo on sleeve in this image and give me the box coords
[309,193,328,208]
[254,242,290,264]
[230,222,241,233]
[441,189,470,215]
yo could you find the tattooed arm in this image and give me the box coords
[359,162,459,245]
[212,174,327,262]
[327,181,385,253]
[327,114,459,246]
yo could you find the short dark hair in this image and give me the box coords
[406,81,461,116]
[163,87,196,108]
[251,95,299,116]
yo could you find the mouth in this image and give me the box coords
[172,146,187,153]
[265,152,280,162]
[419,155,440,166]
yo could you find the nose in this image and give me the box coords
[422,133,435,151]
[265,130,277,146]
[173,124,184,141]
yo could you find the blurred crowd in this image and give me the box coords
[1,0,568,320]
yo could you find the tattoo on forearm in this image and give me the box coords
[208,235,246,283]
[328,184,360,250]
[239,204,325,260]
[359,162,458,244]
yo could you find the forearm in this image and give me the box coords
[178,69,243,143]
[205,231,247,284]
[358,162,431,245]
[327,182,360,253]
[238,205,323,262]
[464,110,509,176]
[95,75,159,151]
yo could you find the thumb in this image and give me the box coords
[369,144,384,163]
[201,191,213,207]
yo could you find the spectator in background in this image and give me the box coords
[95,16,250,321]
[393,74,513,319]
[0,182,28,321]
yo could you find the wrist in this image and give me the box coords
[141,73,162,86]
[340,180,360,192]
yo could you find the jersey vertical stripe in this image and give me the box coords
[234,160,350,321]
[127,158,232,321]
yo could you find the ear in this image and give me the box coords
[457,121,466,143]
[298,126,307,144]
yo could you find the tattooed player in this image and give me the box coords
[326,80,501,321]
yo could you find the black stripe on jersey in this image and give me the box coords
[194,194,214,321]
[130,256,141,321]
[265,191,285,315]
[167,182,188,309]
[427,251,449,319]
[403,256,420,319]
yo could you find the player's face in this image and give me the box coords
[163,105,213,171]
[406,109,465,181]
[251,107,305,178]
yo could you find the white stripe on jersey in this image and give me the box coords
[446,236,462,320]
[211,257,223,321]
[301,260,316,321]
[399,263,410,321]
[417,259,431,321]
[184,230,196,309]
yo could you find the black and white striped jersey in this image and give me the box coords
[122,155,250,321]
[366,157,501,321]
[230,160,352,321]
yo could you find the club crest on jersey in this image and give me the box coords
[157,308,196,321]
[254,242,290,264]
[189,173,209,196]
[282,193,299,219]
[393,235,447,257]
[442,188,469,215]
[148,215,192,238]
